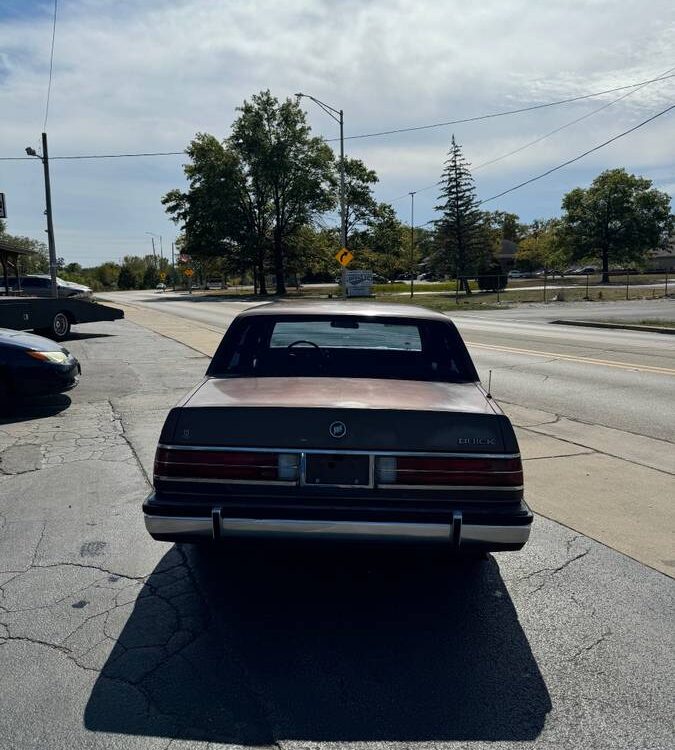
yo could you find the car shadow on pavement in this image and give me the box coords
[85,542,551,745]
[0,394,71,423]
[63,332,115,341]
[148,292,262,303]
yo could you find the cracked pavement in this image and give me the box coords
[0,319,673,749]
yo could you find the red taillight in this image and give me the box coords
[375,455,523,487]
[154,448,298,482]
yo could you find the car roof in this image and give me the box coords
[236,301,452,322]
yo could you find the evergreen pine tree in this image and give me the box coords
[434,135,487,294]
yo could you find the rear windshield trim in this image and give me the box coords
[207,313,478,383]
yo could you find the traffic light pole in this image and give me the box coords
[41,133,58,298]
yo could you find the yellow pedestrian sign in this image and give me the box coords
[335,248,353,266]
[183,268,194,277]
[159,272,166,281]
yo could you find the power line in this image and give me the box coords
[473,64,675,172]
[413,100,675,226]
[378,69,674,203]
[326,72,675,143]
[2,72,675,162]
[0,150,185,162]
[478,101,675,205]
[43,0,58,132]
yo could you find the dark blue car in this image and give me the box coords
[0,328,80,403]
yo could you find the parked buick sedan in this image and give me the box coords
[144,303,532,554]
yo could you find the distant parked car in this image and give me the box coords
[0,328,80,405]
[508,270,527,279]
[565,266,598,275]
[11,275,93,299]
[155,283,167,292]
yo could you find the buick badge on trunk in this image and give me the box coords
[144,303,532,556]
[329,421,347,438]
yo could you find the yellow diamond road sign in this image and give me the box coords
[183,268,194,277]
[335,248,353,266]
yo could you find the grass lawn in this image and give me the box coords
[368,285,669,311]
[602,319,675,329]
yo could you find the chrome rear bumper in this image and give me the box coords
[144,512,531,546]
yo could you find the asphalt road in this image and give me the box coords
[0,319,673,749]
[100,292,675,441]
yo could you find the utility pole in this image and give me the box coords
[171,241,176,291]
[26,133,58,297]
[339,109,346,251]
[296,93,346,251]
[409,191,416,299]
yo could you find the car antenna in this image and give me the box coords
[486,369,493,399]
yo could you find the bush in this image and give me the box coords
[476,263,508,291]
[117,265,138,290]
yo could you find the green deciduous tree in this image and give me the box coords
[0,219,49,274]
[516,218,565,271]
[560,168,674,283]
[352,203,409,280]
[162,133,255,285]
[434,136,491,293]
[342,157,379,245]
[230,90,336,294]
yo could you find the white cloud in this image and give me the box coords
[0,0,673,263]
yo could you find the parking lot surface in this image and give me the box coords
[0,319,673,749]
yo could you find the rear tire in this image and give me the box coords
[51,311,71,340]
[36,312,71,341]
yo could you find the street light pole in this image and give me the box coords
[339,109,347,251]
[296,93,347,250]
[146,232,163,267]
[409,191,416,299]
[26,133,58,298]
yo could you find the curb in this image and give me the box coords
[550,319,675,335]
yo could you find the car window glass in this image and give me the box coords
[210,316,476,383]
[270,321,422,351]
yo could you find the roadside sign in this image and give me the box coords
[0,193,6,219]
[335,248,353,266]
[183,268,194,277]
[344,269,373,297]
[178,253,191,263]
[159,272,166,281]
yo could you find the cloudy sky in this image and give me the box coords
[1,0,674,266]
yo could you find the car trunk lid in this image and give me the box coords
[168,377,512,453]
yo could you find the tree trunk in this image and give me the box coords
[257,257,267,296]
[462,277,472,295]
[273,227,286,295]
[601,247,610,284]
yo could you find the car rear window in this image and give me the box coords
[269,320,422,351]
[208,315,477,383]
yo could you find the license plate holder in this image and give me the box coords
[304,454,370,487]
